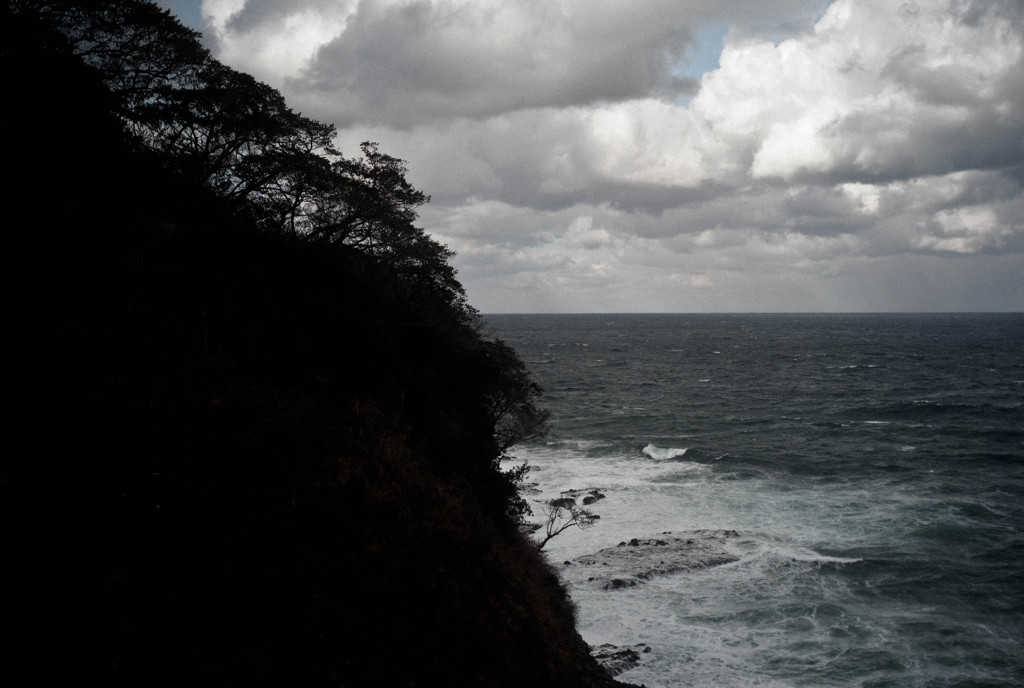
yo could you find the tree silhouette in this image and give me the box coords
[22,0,473,316]
[537,497,599,550]
[479,338,552,454]
[3,4,633,685]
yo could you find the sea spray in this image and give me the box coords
[494,313,1024,688]
[642,444,689,460]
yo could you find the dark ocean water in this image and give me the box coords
[485,313,1024,688]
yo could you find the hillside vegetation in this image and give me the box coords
[5,2,629,685]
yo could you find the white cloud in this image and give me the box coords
[694,0,1024,182]
[203,0,354,82]
[562,217,613,250]
[208,0,714,126]
[198,0,1024,311]
[917,205,1006,253]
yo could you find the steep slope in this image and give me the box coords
[5,4,634,686]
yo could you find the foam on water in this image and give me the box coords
[494,314,1024,687]
[573,498,1020,688]
[564,528,877,688]
[642,444,689,460]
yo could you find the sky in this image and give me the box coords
[159,0,1024,313]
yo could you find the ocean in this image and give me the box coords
[485,313,1024,688]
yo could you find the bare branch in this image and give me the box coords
[536,497,598,550]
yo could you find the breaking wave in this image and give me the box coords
[642,444,688,460]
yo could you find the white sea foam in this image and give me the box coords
[570,533,866,688]
[763,544,864,566]
[550,438,614,452]
[642,444,688,460]
[489,313,1023,688]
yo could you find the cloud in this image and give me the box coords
[203,0,355,81]
[307,1,701,127]
[207,0,714,126]
[199,0,1024,311]
[205,0,833,124]
[695,0,1024,183]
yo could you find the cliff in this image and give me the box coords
[5,3,635,685]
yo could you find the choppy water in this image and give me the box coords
[486,313,1024,688]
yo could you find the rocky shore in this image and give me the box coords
[565,530,743,682]
[562,529,741,591]
[591,642,653,677]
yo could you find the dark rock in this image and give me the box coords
[574,634,647,688]
[562,487,607,501]
[564,530,741,591]
[591,643,652,677]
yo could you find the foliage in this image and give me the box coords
[480,338,553,454]
[13,0,472,316]
[3,3,612,686]
[13,0,335,207]
[9,0,543,453]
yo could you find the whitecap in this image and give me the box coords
[799,553,863,565]
[642,444,688,460]
[766,544,863,566]
[557,438,614,451]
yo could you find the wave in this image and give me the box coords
[766,544,864,566]
[642,444,688,460]
[791,552,863,565]
[553,438,614,451]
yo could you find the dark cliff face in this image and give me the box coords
[6,5,628,686]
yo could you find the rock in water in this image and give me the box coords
[591,643,652,677]
[564,530,740,590]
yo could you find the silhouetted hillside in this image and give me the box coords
[5,2,633,686]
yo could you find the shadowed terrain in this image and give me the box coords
[5,2,635,685]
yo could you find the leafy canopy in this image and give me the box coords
[12,0,549,504]
[15,0,471,308]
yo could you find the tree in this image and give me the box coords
[13,0,209,104]
[133,60,339,211]
[17,0,340,225]
[20,2,466,297]
[536,497,599,550]
[305,142,427,247]
[478,338,552,454]
[8,6,625,686]
[15,0,549,522]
